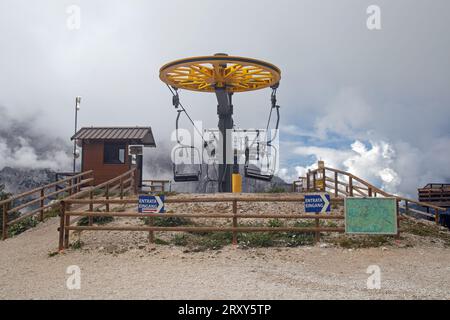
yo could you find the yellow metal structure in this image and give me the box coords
[232,173,242,193]
[315,180,324,191]
[159,54,281,93]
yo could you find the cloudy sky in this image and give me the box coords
[0,0,449,197]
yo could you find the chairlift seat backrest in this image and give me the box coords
[173,173,200,183]
[244,167,273,182]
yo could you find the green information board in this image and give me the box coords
[345,198,398,235]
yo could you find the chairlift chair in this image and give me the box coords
[172,146,202,182]
[172,147,202,182]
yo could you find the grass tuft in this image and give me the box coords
[78,216,114,226]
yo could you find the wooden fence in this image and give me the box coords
[292,178,307,193]
[57,168,137,247]
[418,184,450,208]
[0,170,94,240]
[141,179,171,193]
[305,164,447,225]
[58,194,380,250]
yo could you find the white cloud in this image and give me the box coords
[280,137,450,197]
[277,166,308,182]
[0,137,71,171]
[314,87,373,140]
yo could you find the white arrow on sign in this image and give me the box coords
[320,194,330,213]
[155,196,164,213]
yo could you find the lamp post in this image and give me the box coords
[73,96,81,173]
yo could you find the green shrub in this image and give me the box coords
[48,251,59,257]
[333,235,390,249]
[193,232,233,250]
[173,234,189,246]
[154,238,170,245]
[70,239,84,250]
[143,216,191,227]
[267,186,286,193]
[267,219,284,228]
[8,217,38,237]
[276,220,316,247]
[284,231,315,246]
[240,232,274,247]
[78,216,114,226]
[44,206,60,219]
[0,184,11,237]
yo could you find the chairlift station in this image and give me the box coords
[159,53,282,192]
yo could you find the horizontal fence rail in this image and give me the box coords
[141,180,172,193]
[0,170,93,240]
[57,194,400,251]
[60,168,138,228]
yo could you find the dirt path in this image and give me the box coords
[1,214,450,300]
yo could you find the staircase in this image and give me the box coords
[299,161,447,226]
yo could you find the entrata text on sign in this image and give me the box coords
[305,193,331,213]
[138,195,165,213]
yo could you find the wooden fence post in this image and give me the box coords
[40,188,45,222]
[58,201,66,251]
[306,173,310,192]
[232,199,238,245]
[89,191,94,226]
[313,173,316,192]
[64,203,71,249]
[396,199,401,239]
[77,176,81,193]
[435,208,440,225]
[405,200,409,216]
[315,216,320,243]
[349,177,354,197]
[133,171,138,195]
[105,185,110,213]
[2,202,9,240]
[322,168,326,192]
[148,202,154,244]
[334,172,338,198]
[120,178,124,200]
[368,187,373,197]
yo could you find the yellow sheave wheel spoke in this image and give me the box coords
[160,55,281,93]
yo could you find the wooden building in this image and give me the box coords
[71,127,156,186]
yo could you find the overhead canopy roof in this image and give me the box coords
[71,127,156,147]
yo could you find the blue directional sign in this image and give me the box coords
[305,193,331,213]
[138,195,165,213]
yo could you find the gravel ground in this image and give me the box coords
[1,195,450,300]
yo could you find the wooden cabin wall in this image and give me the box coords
[82,141,130,185]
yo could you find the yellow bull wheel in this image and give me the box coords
[159,54,281,93]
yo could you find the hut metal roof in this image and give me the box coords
[71,127,156,147]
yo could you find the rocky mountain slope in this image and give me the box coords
[0,167,55,195]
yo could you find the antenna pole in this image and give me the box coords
[73,97,81,173]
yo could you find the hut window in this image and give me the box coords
[104,143,126,164]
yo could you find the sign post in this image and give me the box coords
[305,193,331,214]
